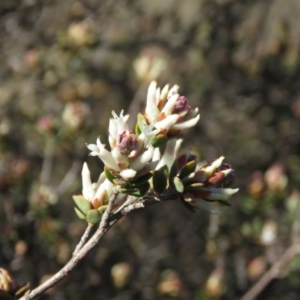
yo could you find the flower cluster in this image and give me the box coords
[87,111,158,186]
[145,81,200,137]
[168,155,238,214]
[73,163,113,224]
[73,81,238,223]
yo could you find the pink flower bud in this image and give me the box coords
[117,129,138,155]
[173,96,191,113]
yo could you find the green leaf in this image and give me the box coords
[179,160,196,180]
[135,121,142,136]
[153,170,167,194]
[98,205,108,214]
[73,195,91,214]
[173,176,184,193]
[113,178,127,186]
[184,182,204,191]
[132,173,153,186]
[120,182,150,197]
[86,209,102,224]
[148,134,168,147]
[74,207,86,220]
[136,113,147,135]
[169,160,179,185]
[104,166,115,183]
[120,187,139,195]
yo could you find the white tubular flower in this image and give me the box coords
[87,111,157,183]
[81,163,113,208]
[156,139,183,170]
[82,162,94,202]
[145,81,200,135]
[87,138,120,171]
[206,188,239,201]
[203,156,225,176]
[138,123,160,147]
[109,110,130,149]
[130,146,154,171]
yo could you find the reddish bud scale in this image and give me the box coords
[207,172,225,185]
[176,154,188,170]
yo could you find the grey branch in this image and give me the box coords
[72,224,93,256]
[19,189,178,300]
[240,243,300,300]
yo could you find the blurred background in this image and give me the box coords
[1,0,300,299]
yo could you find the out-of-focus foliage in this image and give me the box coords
[1,0,300,299]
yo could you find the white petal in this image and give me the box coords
[171,114,200,130]
[139,123,160,146]
[156,139,177,170]
[108,118,118,148]
[195,199,222,214]
[207,188,239,201]
[111,110,130,136]
[81,163,94,201]
[111,148,129,168]
[87,144,99,153]
[174,138,183,158]
[154,114,178,130]
[140,160,159,174]
[103,179,114,198]
[152,147,161,162]
[205,156,225,175]
[94,171,106,191]
[160,84,169,103]
[155,87,161,105]
[95,138,120,171]
[167,84,179,98]
[94,184,106,202]
[130,146,154,171]
[120,169,137,180]
[89,151,100,156]
[160,93,179,116]
[145,81,160,123]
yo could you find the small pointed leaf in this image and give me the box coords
[98,205,108,214]
[121,182,150,197]
[74,207,86,220]
[148,134,168,147]
[113,178,127,186]
[169,160,179,185]
[135,121,142,136]
[179,160,196,180]
[184,182,204,191]
[104,166,115,183]
[136,113,147,135]
[120,187,139,195]
[153,170,167,194]
[86,209,102,224]
[73,195,91,214]
[132,173,153,186]
[173,176,184,193]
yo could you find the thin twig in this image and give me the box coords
[19,189,178,300]
[72,224,93,256]
[240,243,300,300]
[19,190,119,300]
